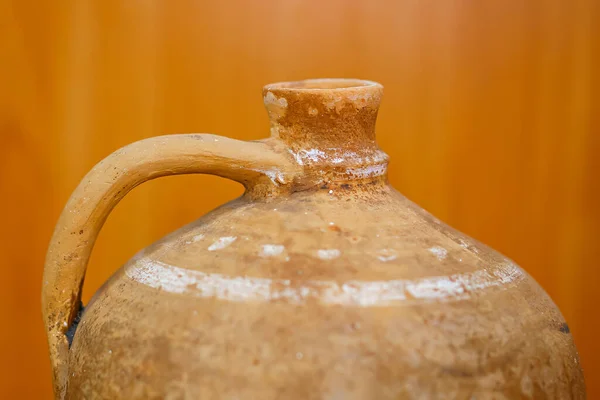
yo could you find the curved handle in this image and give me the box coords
[42,133,298,397]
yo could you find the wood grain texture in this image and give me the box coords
[0,0,597,398]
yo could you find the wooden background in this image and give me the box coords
[1,0,598,398]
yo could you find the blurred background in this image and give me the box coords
[1,0,598,398]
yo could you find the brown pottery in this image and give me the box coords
[43,79,585,399]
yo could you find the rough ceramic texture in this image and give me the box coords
[43,79,585,399]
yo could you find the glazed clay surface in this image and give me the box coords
[43,79,585,399]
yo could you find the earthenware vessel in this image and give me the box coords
[43,79,585,399]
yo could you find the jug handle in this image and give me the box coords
[42,134,297,397]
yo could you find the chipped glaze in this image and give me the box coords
[43,79,585,399]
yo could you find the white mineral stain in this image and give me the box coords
[264,92,288,119]
[318,249,341,260]
[264,91,288,107]
[186,233,205,244]
[287,148,328,165]
[300,149,326,162]
[126,259,523,306]
[345,163,387,179]
[260,244,285,257]
[208,236,237,251]
[377,249,398,262]
[259,169,286,185]
[428,246,448,260]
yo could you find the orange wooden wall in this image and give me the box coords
[1,1,598,398]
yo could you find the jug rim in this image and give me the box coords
[264,78,382,92]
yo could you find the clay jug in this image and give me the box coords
[43,79,585,399]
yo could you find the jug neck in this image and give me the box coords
[263,79,388,180]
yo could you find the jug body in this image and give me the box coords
[43,79,585,399]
